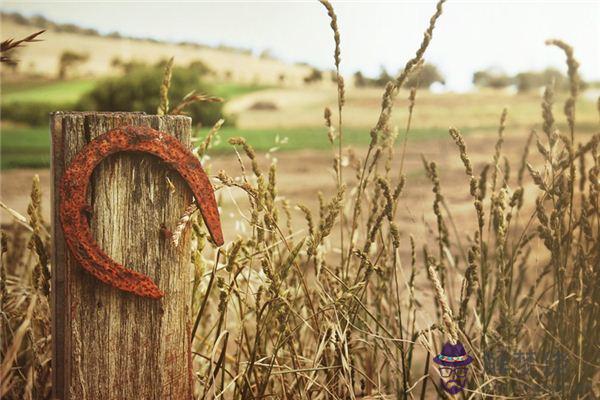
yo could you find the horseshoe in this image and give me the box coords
[59,125,224,299]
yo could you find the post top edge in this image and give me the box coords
[49,111,192,122]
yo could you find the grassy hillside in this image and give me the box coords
[0,79,265,105]
[1,17,313,86]
[2,82,597,169]
[1,79,96,103]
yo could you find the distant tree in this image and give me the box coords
[81,27,99,36]
[542,68,569,89]
[7,12,28,25]
[329,70,338,84]
[110,56,122,69]
[259,49,274,59]
[354,71,367,87]
[30,15,52,29]
[188,59,213,76]
[472,69,513,89]
[515,68,567,93]
[513,71,537,93]
[78,66,226,127]
[58,50,88,79]
[56,23,76,33]
[110,57,146,73]
[375,66,393,87]
[404,63,445,89]
[303,68,323,84]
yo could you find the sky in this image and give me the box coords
[1,0,599,92]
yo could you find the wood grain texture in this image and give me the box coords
[51,112,194,400]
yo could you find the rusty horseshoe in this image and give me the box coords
[59,125,224,299]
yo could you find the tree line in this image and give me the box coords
[303,64,590,92]
[471,67,588,92]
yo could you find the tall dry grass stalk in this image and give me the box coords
[157,56,174,115]
[1,176,51,400]
[1,30,45,66]
[320,0,347,268]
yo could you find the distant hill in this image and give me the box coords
[0,12,314,86]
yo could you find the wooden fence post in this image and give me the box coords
[51,112,194,399]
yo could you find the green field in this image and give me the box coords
[212,82,270,99]
[3,78,597,170]
[1,126,52,169]
[0,79,265,105]
[1,79,97,104]
[0,79,277,168]
[0,78,477,169]
[0,125,481,169]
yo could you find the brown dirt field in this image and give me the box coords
[1,130,552,249]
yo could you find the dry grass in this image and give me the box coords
[224,87,599,132]
[0,29,45,66]
[1,1,599,399]
[1,176,51,399]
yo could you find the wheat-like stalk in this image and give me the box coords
[426,257,458,344]
[0,30,45,66]
[171,92,222,116]
[157,56,174,115]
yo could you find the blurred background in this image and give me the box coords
[1,0,599,231]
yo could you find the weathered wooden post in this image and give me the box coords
[51,112,205,399]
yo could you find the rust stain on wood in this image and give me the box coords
[59,125,224,299]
